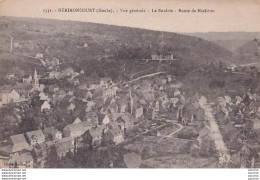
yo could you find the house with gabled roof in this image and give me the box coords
[26,130,45,146]
[83,125,106,146]
[43,127,62,142]
[9,134,29,153]
[41,101,51,112]
[98,113,110,125]
[8,152,34,168]
[63,121,92,138]
[116,113,134,130]
[116,99,128,113]
[67,102,76,111]
[103,127,124,145]
[100,77,112,85]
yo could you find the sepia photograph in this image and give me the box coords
[0,0,260,174]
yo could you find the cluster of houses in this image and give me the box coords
[0,65,231,167]
[0,69,41,107]
[213,91,260,167]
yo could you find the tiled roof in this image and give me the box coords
[26,130,45,141]
[10,134,28,144]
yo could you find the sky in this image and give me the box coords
[0,0,260,33]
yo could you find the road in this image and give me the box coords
[157,120,183,143]
[124,71,166,85]
[202,104,231,166]
[129,67,155,80]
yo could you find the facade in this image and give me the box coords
[134,106,143,119]
[8,152,34,168]
[250,118,260,130]
[83,126,105,145]
[36,53,43,58]
[0,89,20,104]
[55,141,75,158]
[43,127,63,141]
[22,75,32,84]
[98,114,110,125]
[26,130,45,146]
[41,101,51,112]
[49,71,60,79]
[103,127,124,145]
[63,121,92,138]
[100,77,112,85]
[103,87,117,98]
[116,99,128,113]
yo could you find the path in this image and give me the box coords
[202,103,231,166]
[157,121,183,143]
[124,71,166,85]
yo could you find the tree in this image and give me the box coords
[219,60,223,69]
[45,146,59,168]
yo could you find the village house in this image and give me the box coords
[133,106,144,119]
[67,102,75,111]
[8,152,34,168]
[63,121,92,138]
[49,71,60,79]
[170,97,179,107]
[249,118,260,131]
[156,76,167,85]
[85,101,95,112]
[22,75,32,84]
[6,72,15,80]
[108,120,124,132]
[0,88,21,104]
[145,108,156,120]
[85,112,99,126]
[36,53,43,58]
[53,90,67,101]
[224,95,232,104]
[116,99,128,113]
[83,125,106,146]
[102,86,117,99]
[86,91,93,101]
[61,68,74,77]
[166,75,173,83]
[154,100,161,112]
[108,102,119,114]
[43,127,63,142]
[236,96,243,105]
[54,138,75,158]
[174,89,181,96]
[73,117,82,124]
[14,83,33,98]
[45,57,59,66]
[103,127,124,145]
[26,130,45,146]
[100,77,112,86]
[9,134,30,153]
[169,81,183,89]
[41,101,51,112]
[116,113,134,130]
[39,92,50,101]
[98,113,110,125]
[217,96,226,108]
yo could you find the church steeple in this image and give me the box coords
[33,69,39,86]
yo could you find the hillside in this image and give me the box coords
[185,32,260,52]
[0,16,234,80]
[234,39,260,65]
